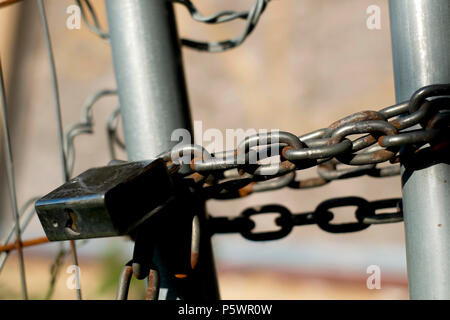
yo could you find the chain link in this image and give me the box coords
[208,196,403,240]
[160,84,448,240]
[174,0,270,52]
[159,84,449,201]
[74,0,271,51]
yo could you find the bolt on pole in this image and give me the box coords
[389,0,450,299]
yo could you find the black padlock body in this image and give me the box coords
[35,159,174,240]
[130,175,203,277]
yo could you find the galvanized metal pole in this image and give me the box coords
[105,0,219,300]
[389,0,450,299]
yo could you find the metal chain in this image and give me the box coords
[75,0,109,40]
[71,0,271,52]
[208,197,403,240]
[152,84,448,241]
[174,0,270,52]
[159,84,450,201]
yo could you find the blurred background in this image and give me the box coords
[0,0,408,299]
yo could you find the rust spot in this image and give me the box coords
[328,111,384,131]
[0,237,49,253]
[188,172,205,184]
[145,269,160,300]
[327,136,340,146]
[190,158,201,171]
[390,156,401,164]
[299,177,329,189]
[238,182,255,197]
[438,224,442,227]
[361,134,377,145]
[191,252,199,270]
[389,119,402,130]
[166,161,179,175]
[377,135,387,147]
[324,138,334,146]
[281,146,293,159]
[280,160,296,171]
[371,149,395,162]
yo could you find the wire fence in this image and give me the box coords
[0,0,448,300]
[0,0,273,300]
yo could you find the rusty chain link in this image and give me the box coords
[155,84,448,240]
[157,84,449,201]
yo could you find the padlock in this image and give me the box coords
[35,159,175,241]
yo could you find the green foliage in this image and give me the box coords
[96,247,145,300]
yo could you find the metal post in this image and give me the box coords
[389,0,450,299]
[105,0,219,300]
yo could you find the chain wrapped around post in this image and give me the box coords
[153,84,449,202]
[150,84,448,241]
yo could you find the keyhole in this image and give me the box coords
[64,209,80,236]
